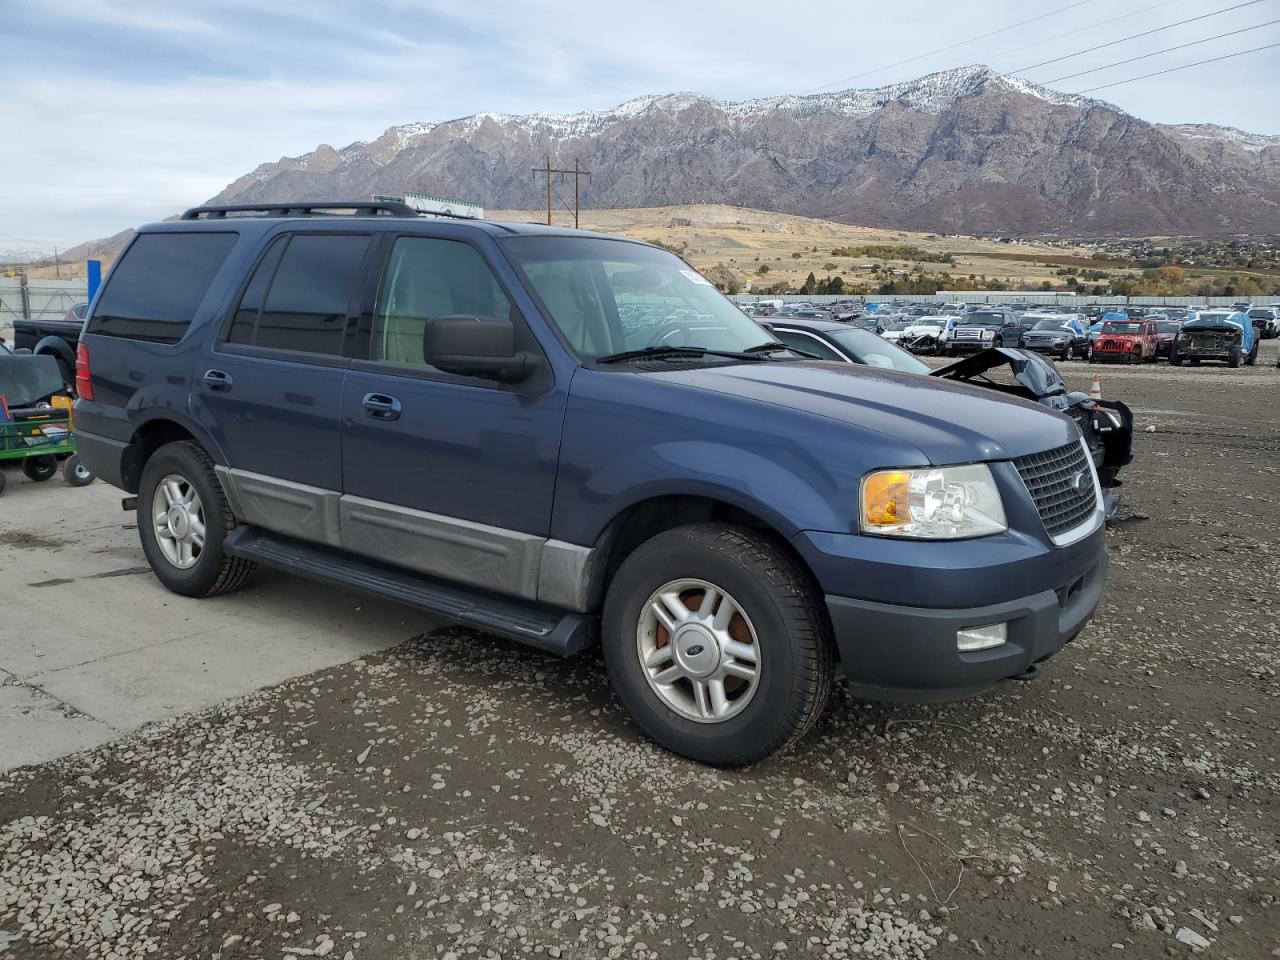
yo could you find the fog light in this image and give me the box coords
[957,623,1007,652]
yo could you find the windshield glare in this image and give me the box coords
[1102,322,1143,333]
[1032,319,1069,331]
[827,328,929,374]
[502,237,770,359]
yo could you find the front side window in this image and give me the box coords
[370,237,513,368]
[502,237,770,359]
[228,233,370,356]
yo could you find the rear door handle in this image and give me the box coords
[203,369,233,391]
[362,392,402,421]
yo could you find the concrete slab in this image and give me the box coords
[0,470,442,771]
[0,675,117,769]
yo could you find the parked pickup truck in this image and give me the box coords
[12,303,89,389]
[75,201,1108,766]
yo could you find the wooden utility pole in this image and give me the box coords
[532,155,591,227]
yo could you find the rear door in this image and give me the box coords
[339,233,566,599]
[193,230,376,546]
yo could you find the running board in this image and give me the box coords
[224,526,595,657]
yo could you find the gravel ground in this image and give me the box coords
[1,348,1277,960]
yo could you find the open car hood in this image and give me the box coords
[929,347,1067,400]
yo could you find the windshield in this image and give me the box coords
[1248,309,1274,319]
[502,237,769,359]
[964,313,1004,325]
[1102,321,1143,333]
[1156,321,1180,334]
[827,328,929,374]
[852,317,881,329]
[886,321,912,331]
[1031,319,1070,331]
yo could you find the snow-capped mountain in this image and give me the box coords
[211,65,1279,235]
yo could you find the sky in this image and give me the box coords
[2,0,1277,252]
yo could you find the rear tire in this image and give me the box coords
[21,456,57,482]
[137,441,255,598]
[602,523,834,766]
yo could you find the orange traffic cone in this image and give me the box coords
[1089,374,1102,401]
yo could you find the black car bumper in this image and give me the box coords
[825,552,1107,702]
[73,429,128,490]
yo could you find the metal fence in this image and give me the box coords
[0,278,88,325]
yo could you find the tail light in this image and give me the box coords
[75,342,94,400]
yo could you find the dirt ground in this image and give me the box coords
[1,346,1278,960]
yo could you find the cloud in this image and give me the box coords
[1,0,1276,245]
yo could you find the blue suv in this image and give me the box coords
[74,202,1107,765]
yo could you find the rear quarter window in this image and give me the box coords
[89,232,238,343]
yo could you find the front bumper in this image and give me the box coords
[1023,341,1071,355]
[825,551,1107,702]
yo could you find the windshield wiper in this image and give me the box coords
[595,345,766,364]
[743,341,793,355]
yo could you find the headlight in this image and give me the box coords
[980,329,994,339]
[861,464,1007,539]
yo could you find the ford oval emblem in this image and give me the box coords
[685,644,705,657]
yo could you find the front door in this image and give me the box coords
[340,234,566,599]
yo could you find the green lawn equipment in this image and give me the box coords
[0,354,95,496]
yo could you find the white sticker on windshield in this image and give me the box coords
[680,269,711,286]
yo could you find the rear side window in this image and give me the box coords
[89,232,237,343]
[227,233,370,356]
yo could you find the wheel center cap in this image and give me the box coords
[167,505,190,539]
[672,623,719,677]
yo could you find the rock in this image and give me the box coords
[1173,860,1188,877]
[1175,928,1210,949]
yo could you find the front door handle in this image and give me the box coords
[203,369,233,391]
[362,392,402,421]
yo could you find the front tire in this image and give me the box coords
[602,523,834,766]
[137,441,254,598]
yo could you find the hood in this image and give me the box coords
[1022,328,1071,339]
[648,360,1077,465]
[930,347,1067,400]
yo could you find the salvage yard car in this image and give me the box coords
[74,201,1108,766]
[1169,310,1257,367]
[1090,318,1159,364]
[1019,317,1089,361]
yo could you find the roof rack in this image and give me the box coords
[179,200,418,220]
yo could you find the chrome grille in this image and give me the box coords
[1013,441,1098,539]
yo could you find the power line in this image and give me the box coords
[986,0,1183,63]
[800,0,1099,94]
[0,230,64,250]
[1013,0,1269,73]
[1074,39,1279,91]
[1044,17,1280,82]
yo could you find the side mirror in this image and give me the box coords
[424,315,536,383]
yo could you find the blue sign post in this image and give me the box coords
[87,259,102,304]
